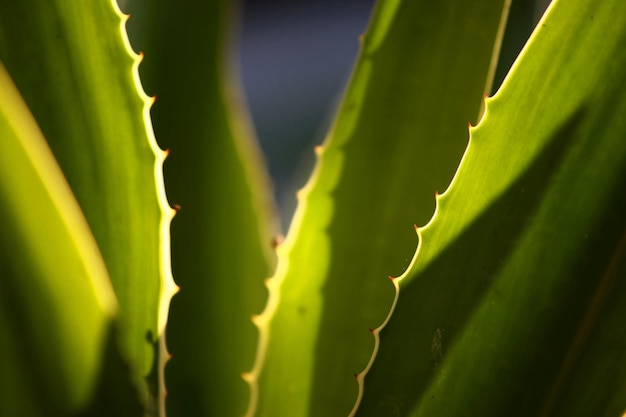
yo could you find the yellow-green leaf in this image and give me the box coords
[253,0,510,415]
[361,0,626,415]
[0,0,176,410]
[0,62,116,416]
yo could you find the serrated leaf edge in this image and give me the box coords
[112,2,179,416]
[346,1,562,412]
[346,91,500,415]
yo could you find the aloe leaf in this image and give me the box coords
[251,0,510,415]
[121,1,279,416]
[0,63,116,416]
[0,0,176,409]
[359,0,626,415]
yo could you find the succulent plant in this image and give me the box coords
[1,0,625,416]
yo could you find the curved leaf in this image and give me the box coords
[0,62,116,416]
[252,0,510,415]
[362,0,626,415]
[0,0,176,410]
[121,1,279,416]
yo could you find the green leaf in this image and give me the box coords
[0,62,116,416]
[0,0,176,409]
[360,0,626,415]
[252,0,510,416]
[121,1,278,416]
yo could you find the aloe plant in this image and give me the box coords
[1,0,625,416]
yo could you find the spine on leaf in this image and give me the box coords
[113,2,179,414]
